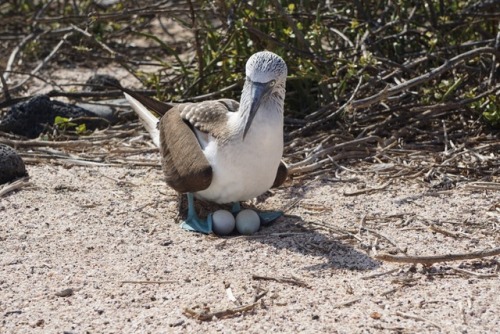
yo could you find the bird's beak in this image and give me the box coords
[243,81,272,139]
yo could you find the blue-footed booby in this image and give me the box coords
[121,51,288,234]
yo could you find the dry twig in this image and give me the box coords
[252,274,311,289]
[120,280,175,284]
[183,302,258,321]
[452,267,498,279]
[0,177,31,197]
[333,298,362,309]
[395,311,442,330]
[362,268,399,280]
[343,181,392,196]
[376,247,500,265]
[350,47,499,110]
[429,224,461,239]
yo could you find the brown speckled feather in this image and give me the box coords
[177,99,238,140]
[158,107,213,193]
[160,99,238,192]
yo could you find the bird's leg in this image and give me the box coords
[180,193,213,234]
[231,201,282,224]
[231,202,241,214]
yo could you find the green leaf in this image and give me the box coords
[76,123,87,134]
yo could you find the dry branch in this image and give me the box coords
[120,280,175,284]
[4,32,37,82]
[350,47,499,110]
[287,135,380,173]
[375,247,500,265]
[452,267,498,279]
[464,182,500,191]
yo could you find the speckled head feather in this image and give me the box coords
[245,51,287,85]
[239,51,287,129]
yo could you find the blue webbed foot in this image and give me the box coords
[257,210,283,224]
[180,193,213,234]
[180,216,213,234]
[231,201,283,225]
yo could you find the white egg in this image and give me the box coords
[235,209,260,235]
[212,210,235,235]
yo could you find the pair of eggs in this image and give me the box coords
[212,209,260,235]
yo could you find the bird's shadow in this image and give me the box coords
[182,190,379,272]
[255,178,378,272]
[249,213,380,272]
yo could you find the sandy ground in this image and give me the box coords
[1,158,499,333]
[2,8,499,333]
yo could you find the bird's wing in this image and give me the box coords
[177,99,239,140]
[272,161,288,188]
[157,106,213,193]
[158,99,238,194]
[121,86,239,194]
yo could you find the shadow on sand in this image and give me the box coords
[182,188,379,272]
[251,213,380,271]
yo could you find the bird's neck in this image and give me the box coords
[233,96,283,139]
[235,80,285,132]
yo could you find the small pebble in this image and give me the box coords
[84,74,121,92]
[55,288,74,297]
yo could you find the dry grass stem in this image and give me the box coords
[452,268,498,279]
[376,247,500,265]
[183,302,259,321]
[463,182,500,191]
[120,280,175,284]
[395,311,442,331]
[333,298,362,309]
[0,177,31,197]
[252,275,311,289]
[343,181,392,196]
[429,224,461,239]
[362,269,399,280]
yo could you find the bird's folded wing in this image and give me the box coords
[272,161,288,188]
[178,99,238,139]
[159,99,238,193]
[159,106,213,193]
[159,100,238,193]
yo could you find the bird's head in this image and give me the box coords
[242,51,287,139]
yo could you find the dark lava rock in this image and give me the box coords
[84,74,121,92]
[0,95,110,138]
[0,144,27,184]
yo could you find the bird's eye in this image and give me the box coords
[269,80,276,87]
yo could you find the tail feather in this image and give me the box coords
[110,82,174,147]
[116,85,173,117]
[124,93,161,147]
